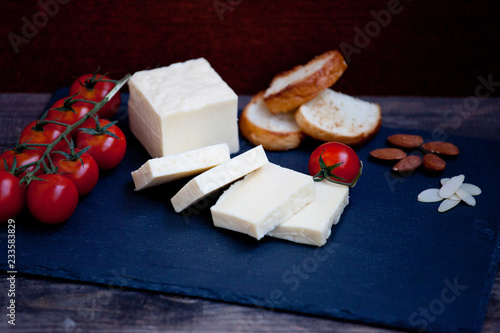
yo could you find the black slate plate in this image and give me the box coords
[1,90,499,333]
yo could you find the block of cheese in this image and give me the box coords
[171,145,268,213]
[210,163,316,240]
[128,58,239,158]
[268,181,349,247]
[131,143,230,191]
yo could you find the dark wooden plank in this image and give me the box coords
[1,0,499,96]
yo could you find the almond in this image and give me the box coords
[423,154,446,172]
[421,141,459,156]
[370,148,407,160]
[392,155,422,172]
[387,134,423,149]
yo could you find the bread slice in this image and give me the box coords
[239,92,305,151]
[263,50,347,114]
[295,89,382,146]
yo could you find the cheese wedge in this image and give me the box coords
[210,163,316,240]
[128,58,239,157]
[171,145,268,213]
[268,181,349,246]
[131,143,231,191]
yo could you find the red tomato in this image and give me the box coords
[26,173,78,224]
[76,118,126,170]
[309,142,362,187]
[19,119,67,153]
[0,147,43,178]
[45,96,95,138]
[0,170,26,222]
[70,73,121,119]
[52,149,99,196]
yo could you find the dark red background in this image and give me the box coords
[1,0,499,96]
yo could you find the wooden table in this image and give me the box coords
[0,93,499,332]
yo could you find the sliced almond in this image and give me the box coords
[442,178,482,196]
[421,141,459,156]
[387,134,424,149]
[456,188,476,206]
[460,183,482,196]
[370,148,407,161]
[393,155,422,172]
[438,198,461,213]
[440,178,450,186]
[423,154,446,172]
[417,188,442,203]
[439,174,465,198]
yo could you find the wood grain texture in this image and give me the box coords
[0,94,499,332]
[1,0,499,96]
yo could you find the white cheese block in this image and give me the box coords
[210,163,316,240]
[171,145,269,213]
[268,181,349,247]
[128,58,239,158]
[131,143,231,191]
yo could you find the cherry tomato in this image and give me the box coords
[76,118,126,170]
[0,147,43,178]
[19,119,67,153]
[309,142,362,186]
[26,173,78,224]
[0,170,26,222]
[45,96,94,138]
[52,148,99,196]
[70,73,121,119]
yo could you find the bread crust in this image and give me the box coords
[239,92,305,151]
[263,50,347,114]
[295,103,382,146]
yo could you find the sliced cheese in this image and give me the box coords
[131,143,230,191]
[128,58,239,157]
[210,163,316,240]
[268,181,349,246]
[171,145,268,213]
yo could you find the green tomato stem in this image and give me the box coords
[19,74,131,184]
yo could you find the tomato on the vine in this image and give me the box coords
[19,118,67,153]
[76,117,126,170]
[0,170,26,222]
[309,142,362,187]
[0,146,43,178]
[70,72,121,119]
[46,96,94,137]
[52,147,99,196]
[26,173,78,224]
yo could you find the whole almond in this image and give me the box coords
[370,148,407,160]
[387,134,423,149]
[393,155,422,172]
[423,153,446,171]
[421,141,459,156]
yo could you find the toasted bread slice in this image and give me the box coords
[263,50,347,114]
[296,89,381,146]
[240,92,305,151]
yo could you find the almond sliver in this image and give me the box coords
[460,183,481,196]
[440,178,450,186]
[438,198,461,213]
[417,189,442,203]
[439,174,465,199]
[456,188,476,206]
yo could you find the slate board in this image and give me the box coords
[1,90,499,333]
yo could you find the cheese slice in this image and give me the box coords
[128,58,239,157]
[131,143,231,191]
[268,181,349,246]
[210,163,316,240]
[171,145,268,213]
